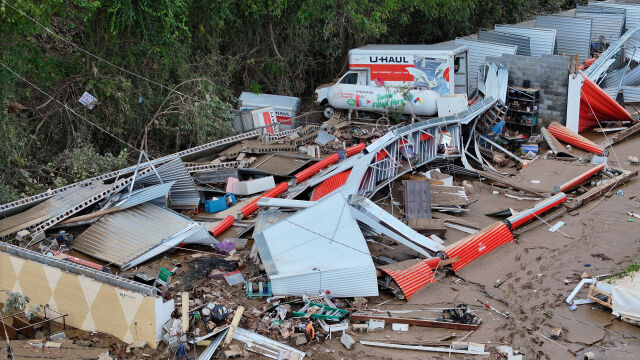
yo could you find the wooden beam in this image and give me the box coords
[350,314,478,330]
[476,169,549,196]
[224,306,245,346]
[569,169,638,210]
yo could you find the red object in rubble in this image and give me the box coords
[240,182,289,218]
[547,122,606,156]
[379,259,437,300]
[311,170,351,201]
[556,163,605,193]
[211,215,235,237]
[445,222,514,272]
[578,74,632,132]
[295,143,365,183]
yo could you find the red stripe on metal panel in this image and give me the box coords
[505,193,567,229]
[579,74,632,132]
[211,215,235,237]
[311,170,351,201]
[558,163,605,192]
[445,222,513,272]
[379,259,437,300]
[547,122,605,156]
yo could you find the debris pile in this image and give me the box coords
[3,1,640,359]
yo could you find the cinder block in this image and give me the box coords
[340,333,355,349]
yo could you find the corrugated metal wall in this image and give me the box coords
[478,30,531,55]
[494,25,556,56]
[601,65,640,88]
[588,1,640,61]
[575,12,625,43]
[454,38,517,92]
[536,15,592,61]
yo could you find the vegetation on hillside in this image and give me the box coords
[0,0,580,202]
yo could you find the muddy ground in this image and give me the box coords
[23,132,640,360]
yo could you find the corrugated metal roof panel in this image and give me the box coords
[575,12,625,43]
[114,181,173,209]
[548,122,606,154]
[454,39,517,92]
[589,1,640,29]
[478,30,531,55]
[621,86,640,102]
[0,183,112,238]
[494,25,556,56]
[135,158,200,209]
[254,192,378,297]
[72,202,209,268]
[233,327,306,359]
[588,1,640,61]
[536,15,592,61]
[445,222,513,272]
[311,170,350,201]
[379,259,436,300]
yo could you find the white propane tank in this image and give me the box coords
[327,84,438,117]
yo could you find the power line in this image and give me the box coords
[0,60,142,154]
[1,0,197,101]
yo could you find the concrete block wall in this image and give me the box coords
[486,54,570,128]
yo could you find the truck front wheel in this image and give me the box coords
[322,104,335,119]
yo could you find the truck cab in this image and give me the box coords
[315,70,368,117]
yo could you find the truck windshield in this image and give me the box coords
[339,72,359,84]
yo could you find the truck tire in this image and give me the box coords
[322,104,335,119]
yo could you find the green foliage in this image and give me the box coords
[0,0,580,202]
[611,262,640,281]
[2,291,42,319]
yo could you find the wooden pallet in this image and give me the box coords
[588,286,612,308]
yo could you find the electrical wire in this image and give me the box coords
[0,60,142,154]
[269,209,640,342]
[1,0,198,102]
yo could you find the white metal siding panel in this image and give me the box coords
[72,202,195,266]
[588,1,640,61]
[478,30,531,55]
[575,12,625,43]
[589,1,640,29]
[494,25,556,56]
[536,15,592,61]
[454,38,517,92]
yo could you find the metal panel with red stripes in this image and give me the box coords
[445,222,514,272]
[379,258,437,299]
[547,122,606,156]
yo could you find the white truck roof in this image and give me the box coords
[238,92,301,110]
[352,44,467,53]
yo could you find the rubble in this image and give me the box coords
[3,3,640,359]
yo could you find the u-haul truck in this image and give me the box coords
[315,44,469,118]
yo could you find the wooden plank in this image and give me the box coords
[224,306,245,346]
[599,121,640,148]
[350,314,478,330]
[476,169,549,196]
[569,169,638,210]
